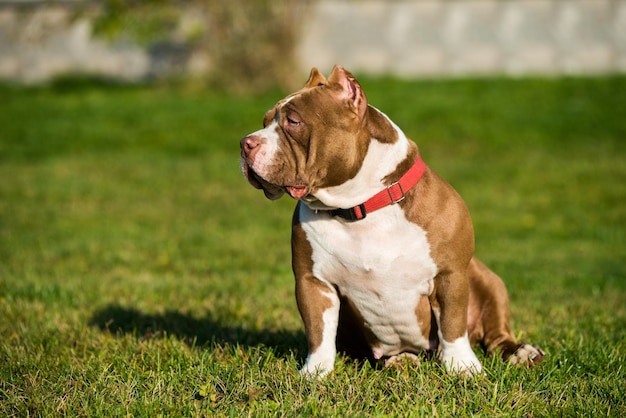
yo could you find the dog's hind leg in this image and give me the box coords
[467,257,544,366]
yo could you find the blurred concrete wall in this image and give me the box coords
[298,0,626,77]
[0,3,141,82]
[1,0,625,83]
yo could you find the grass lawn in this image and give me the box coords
[1,75,625,416]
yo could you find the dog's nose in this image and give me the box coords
[240,135,260,155]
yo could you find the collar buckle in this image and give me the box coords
[387,181,405,204]
[331,203,367,221]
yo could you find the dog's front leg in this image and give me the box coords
[292,206,341,377]
[430,270,482,375]
[295,273,340,377]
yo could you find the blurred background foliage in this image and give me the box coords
[91,0,309,92]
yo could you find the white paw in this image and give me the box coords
[441,334,483,376]
[299,362,333,379]
[299,351,335,379]
[509,344,545,367]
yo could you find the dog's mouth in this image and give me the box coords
[241,160,309,201]
[285,185,309,200]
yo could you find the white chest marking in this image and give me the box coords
[300,204,438,356]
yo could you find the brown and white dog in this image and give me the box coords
[240,66,544,377]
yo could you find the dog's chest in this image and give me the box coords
[299,204,438,353]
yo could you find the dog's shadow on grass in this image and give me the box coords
[88,305,306,359]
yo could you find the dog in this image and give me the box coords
[240,66,544,377]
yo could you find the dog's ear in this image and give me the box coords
[304,67,327,88]
[328,66,367,119]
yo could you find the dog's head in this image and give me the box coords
[240,66,374,207]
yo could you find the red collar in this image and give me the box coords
[329,155,427,221]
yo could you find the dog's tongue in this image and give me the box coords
[286,185,308,200]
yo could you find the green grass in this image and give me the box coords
[1,75,625,416]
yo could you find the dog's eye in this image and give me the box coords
[286,116,302,127]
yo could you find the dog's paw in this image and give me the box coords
[299,353,335,379]
[443,353,483,376]
[299,363,333,379]
[441,336,483,376]
[383,352,422,368]
[509,344,545,367]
